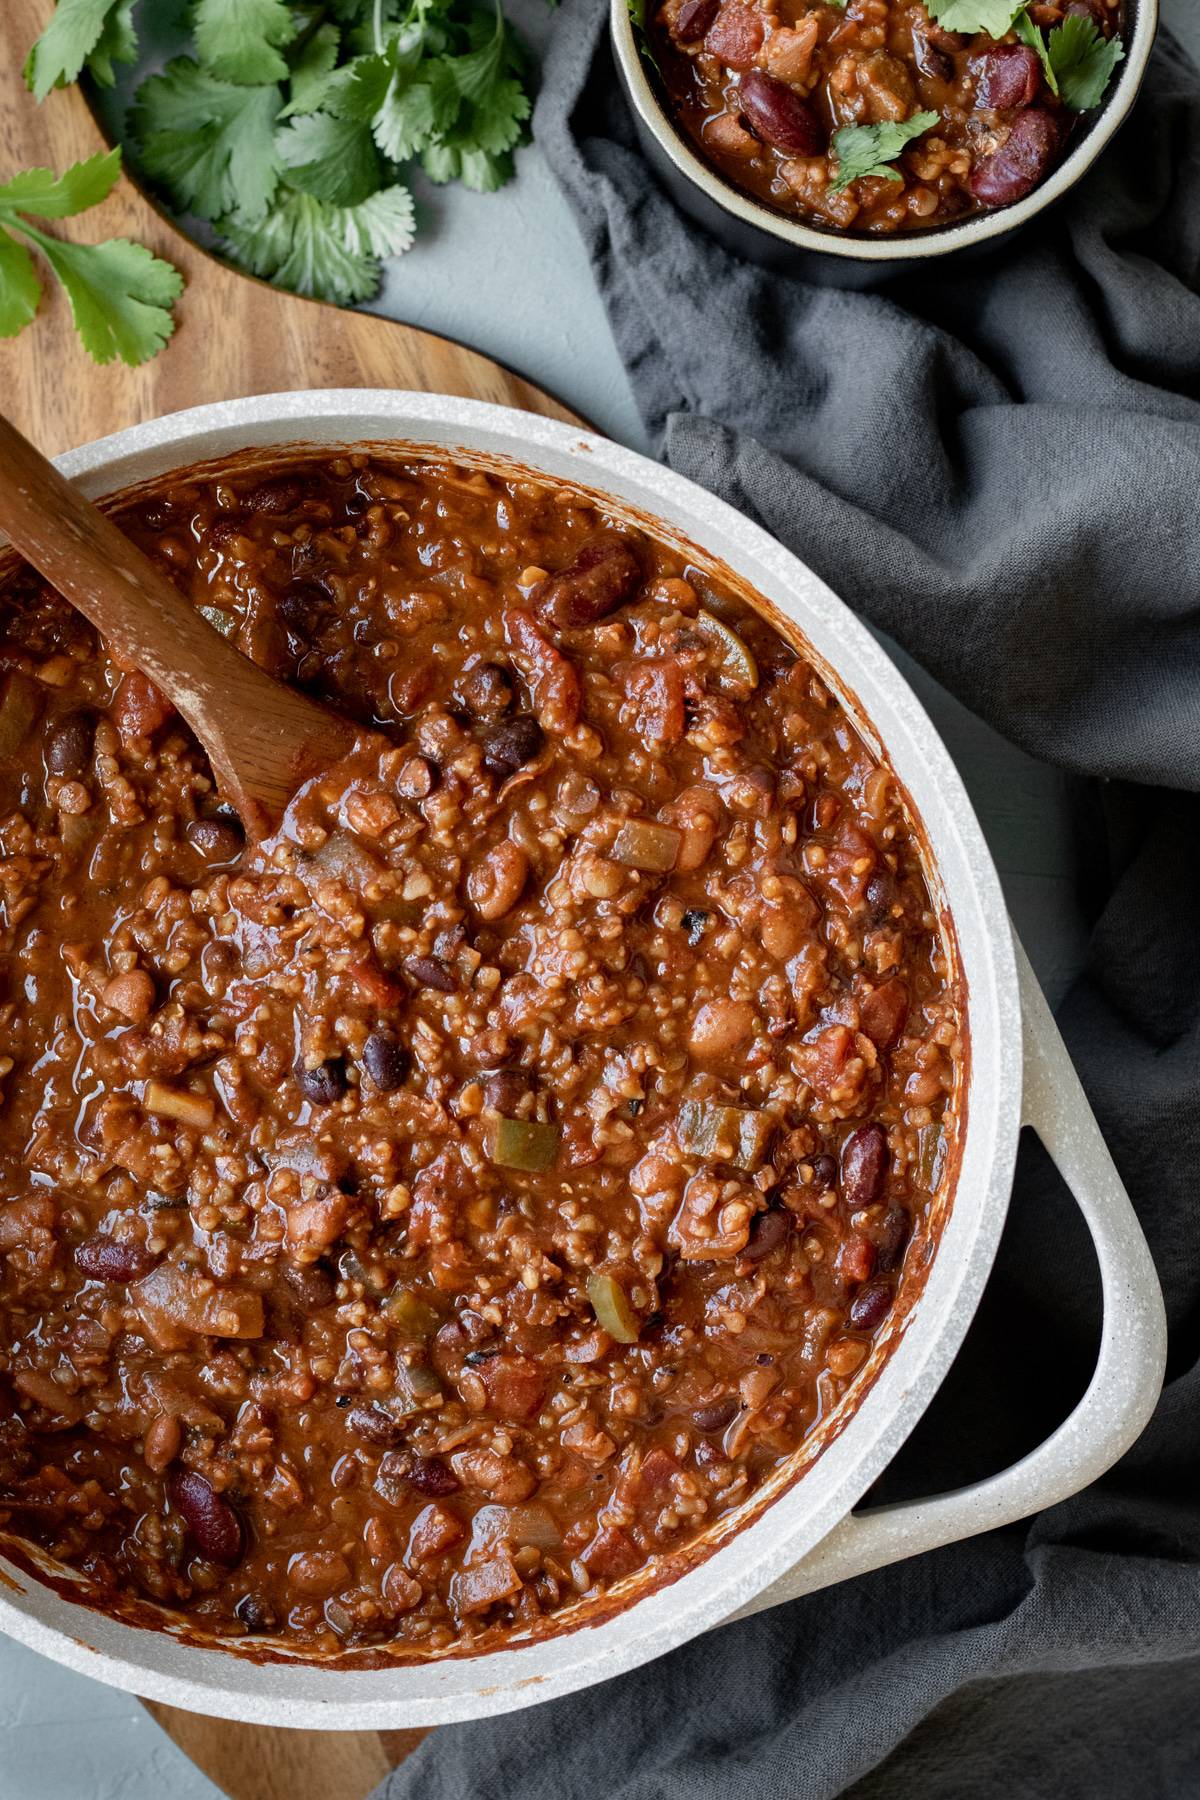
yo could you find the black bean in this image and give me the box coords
[75,1233,156,1284]
[186,815,245,864]
[876,1206,911,1274]
[405,1454,460,1497]
[402,955,457,994]
[234,1593,273,1632]
[681,909,709,946]
[841,1123,889,1211]
[808,1153,838,1191]
[739,70,824,156]
[283,1261,336,1309]
[464,1348,499,1367]
[741,1209,791,1263]
[362,1031,409,1093]
[865,871,895,922]
[482,1069,529,1114]
[913,32,954,81]
[296,1057,348,1105]
[45,710,95,778]
[277,578,329,635]
[457,661,514,724]
[692,1396,740,1434]
[848,1283,893,1333]
[346,1405,405,1447]
[481,714,544,780]
[168,1467,245,1566]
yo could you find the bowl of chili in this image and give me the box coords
[611,0,1156,272]
[0,390,1165,1727]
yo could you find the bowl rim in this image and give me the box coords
[0,390,1022,1727]
[610,0,1159,261]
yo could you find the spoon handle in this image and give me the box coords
[0,413,360,836]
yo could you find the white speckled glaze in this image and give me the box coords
[0,393,1167,1728]
[610,0,1158,267]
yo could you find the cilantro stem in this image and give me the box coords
[372,0,385,55]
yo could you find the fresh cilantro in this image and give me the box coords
[1045,13,1124,110]
[829,110,939,194]
[30,0,536,307]
[219,186,415,300]
[192,0,298,85]
[1013,10,1058,96]
[925,0,1023,35]
[0,151,182,365]
[24,0,136,99]
[131,60,283,222]
[626,0,659,72]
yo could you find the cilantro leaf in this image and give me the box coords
[829,111,939,194]
[281,22,343,115]
[0,149,122,219]
[373,57,463,161]
[219,186,413,303]
[0,231,43,339]
[192,0,297,85]
[131,59,282,222]
[17,223,182,365]
[276,113,381,205]
[1046,13,1124,110]
[925,0,1023,35]
[24,0,138,100]
[1013,10,1058,96]
[422,138,513,192]
[626,0,659,71]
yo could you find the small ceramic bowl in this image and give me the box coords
[611,0,1159,278]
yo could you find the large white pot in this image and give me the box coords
[0,391,1167,1729]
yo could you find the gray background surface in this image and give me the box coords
[5,0,1196,1792]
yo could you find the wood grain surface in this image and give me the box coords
[0,2,579,1792]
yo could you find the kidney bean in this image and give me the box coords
[482,714,544,780]
[705,1,764,69]
[741,1208,791,1263]
[245,478,305,515]
[860,977,909,1051]
[848,1283,893,1333]
[973,44,1041,110]
[865,870,895,922]
[913,32,953,82]
[168,1467,245,1566]
[403,955,457,994]
[346,1405,405,1447]
[840,1123,889,1210]
[296,1057,348,1105]
[876,1205,911,1273]
[406,1454,461,1497]
[969,108,1063,208]
[675,0,720,42]
[75,1234,156,1284]
[467,840,529,922]
[457,661,513,723]
[186,815,245,865]
[534,539,643,630]
[692,1396,740,1433]
[362,1031,409,1093]
[45,710,95,778]
[284,1260,337,1309]
[739,70,823,156]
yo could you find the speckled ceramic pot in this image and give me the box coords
[0,392,1167,1728]
[611,0,1158,280]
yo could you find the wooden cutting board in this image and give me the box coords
[0,3,582,1794]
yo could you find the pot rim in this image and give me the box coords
[0,390,1022,1727]
[610,0,1159,262]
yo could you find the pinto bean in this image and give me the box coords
[467,840,529,921]
[186,816,245,864]
[972,44,1042,110]
[675,0,720,42]
[405,1454,461,1496]
[346,1405,405,1447]
[689,998,754,1058]
[75,1233,156,1284]
[969,109,1063,208]
[534,538,643,629]
[284,1261,337,1309]
[840,1123,889,1210]
[458,661,513,723]
[168,1467,245,1566]
[739,70,824,156]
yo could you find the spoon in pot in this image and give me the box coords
[0,411,364,840]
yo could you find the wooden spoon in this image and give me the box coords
[0,412,365,839]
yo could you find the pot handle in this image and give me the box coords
[734,929,1167,1619]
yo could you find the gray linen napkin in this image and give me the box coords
[378,13,1200,1796]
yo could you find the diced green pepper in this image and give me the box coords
[678,1099,774,1172]
[694,611,758,689]
[587,1272,641,1344]
[916,1122,946,1192]
[611,818,682,874]
[382,1286,440,1335]
[488,1116,560,1172]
